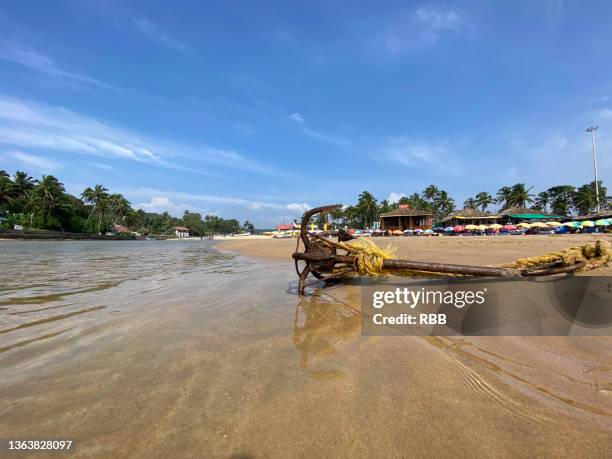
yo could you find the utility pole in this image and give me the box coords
[585,126,600,212]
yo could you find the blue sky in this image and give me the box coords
[0,0,611,226]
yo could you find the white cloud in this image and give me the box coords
[288,112,305,123]
[599,109,612,119]
[133,18,190,53]
[0,95,278,176]
[136,196,189,216]
[9,151,62,171]
[0,38,115,89]
[91,162,114,170]
[128,187,310,214]
[375,7,468,56]
[286,203,311,213]
[387,192,406,203]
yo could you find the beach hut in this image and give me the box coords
[379,207,433,232]
[174,226,190,238]
[500,206,565,225]
[439,208,501,227]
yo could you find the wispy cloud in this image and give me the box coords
[0,38,115,89]
[8,150,62,171]
[288,112,305,123]
[133,18,190,53]
[128,187,310,214]
[0,95,279,176]
[373,7,468,56]
[375,137,462,173]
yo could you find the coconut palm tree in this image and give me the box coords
[507,183,534,208]
[81,185,110,233]
[422,184,440,204]
[0,172,13,208]
[28,175,68,228]
[357,190,378,229]
[434,191,455,220]
[534,191,550,212]
[474,192,494,212]
[495,186,512,210]
[573,184,597,215]
[463,198,477,210]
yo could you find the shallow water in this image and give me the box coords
[0,241,610,457]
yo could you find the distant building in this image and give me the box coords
[499,206,565,224]
[439,209,501,227]
[379,207,433,231]
[112,224,131,234]
[276,224,292,231]
[174,226,190,238]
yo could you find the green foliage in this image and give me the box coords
[0,170,246,235]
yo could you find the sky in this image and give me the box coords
[0,0,611,226]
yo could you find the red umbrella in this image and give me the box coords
[504,224,517,230]
[453,225,465,232]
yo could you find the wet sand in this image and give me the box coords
[1,238,611,458]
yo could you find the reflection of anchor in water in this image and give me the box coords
[292,295,361,376]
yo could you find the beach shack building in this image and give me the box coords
[569,209,612,221]
[276,224,292,232]
[439,209,501,227]
[499,206,565,224]
[379,207,433,231]
[174,226,190,238]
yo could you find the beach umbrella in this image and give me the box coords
[504,224,517,230]
[424,229,435,234]
[489,223,503,229]
[546,221,561,227]
[594,219,608,226]
[517,222,531,228]
[414,228,424,232]
[453,225,465,232]
[563,221,580,228]
[531,222,548,228]
[476,225,488,230]
[433,226,445,232]
[581,220,595,227]
[464,224,478,230]
[444,226,454,232]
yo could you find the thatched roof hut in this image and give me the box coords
[439,208,501,226]
[379,207,433,231]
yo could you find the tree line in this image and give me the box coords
[0,170,251,236]
[320,181,610,229]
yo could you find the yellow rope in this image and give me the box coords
[317,237,610,277]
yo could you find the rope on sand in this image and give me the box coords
[318,238,610,277]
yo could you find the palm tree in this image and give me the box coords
[474,192,494,212]
[495,186,512,210]
[534,191,550,212]
[12,171,36,198]
[0,173,13,208]
[434,191,455,220]
[573,184,598,215]
[357,191,378,229]
[507,183,534,208]
[463,198,477,210]
[422,184,439,204]
[81,185,109,233]
[28,175,68,228]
